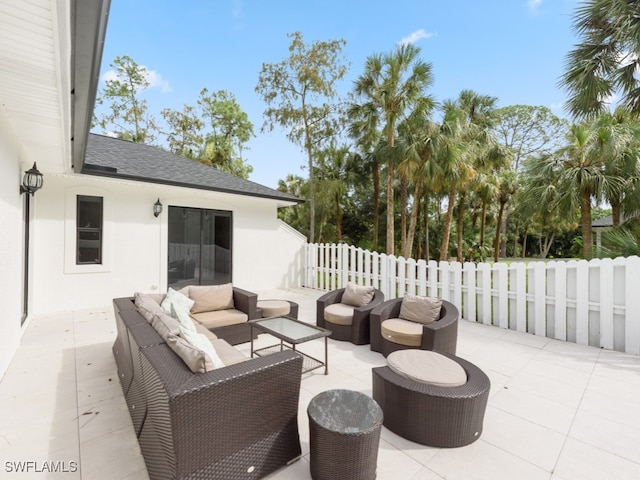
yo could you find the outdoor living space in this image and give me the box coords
[1,287,640,480]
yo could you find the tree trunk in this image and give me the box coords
[386,158,395,255]
[581,190,593,259]
[611,199,621,226]
[335,195,342,241]
[521,225,529,258]
[440,186,457,261]
[493,200,506,262]
[480,200,487,249]
[372,164,380,252]
[456,191,466,262]
[307,147,315,244]
[425,196,430,260]
[400,174,408,257]
[405,179,423,259]
[499,204,511,257]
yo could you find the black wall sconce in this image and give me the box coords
[153,198,163,217]
[20,163,44,195]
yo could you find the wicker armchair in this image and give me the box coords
[316,287,385,345]
[372,353,490,447]
[370,297,458,356]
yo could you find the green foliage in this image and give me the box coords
[160,104,203,158]
[95,55,158,143]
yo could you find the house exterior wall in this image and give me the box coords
[32,174,305,314]
[0,108,30,377]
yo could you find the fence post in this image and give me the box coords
[575,260,589,346]
[440,261,450,301]
[513,263,526,332]
[598,258,614,350]
[477,262,492,325]
[463,262,476,322]
[398,257,407,297]
[451,262,462,310]
[625,256,640,354]
[417,260,427,297]
[494,263,509,329]
[554,261,567,341]
[380,254,389,298]
[427,260,439,297]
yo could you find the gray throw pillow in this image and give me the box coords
[399,294,443,324]
[341,282,375,307]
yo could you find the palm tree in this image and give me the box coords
[351,43,434,255]
[524,120,624,259]
[561,0,640,118]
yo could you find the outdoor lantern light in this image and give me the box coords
[153,198,163,217]
[20,162,44,195]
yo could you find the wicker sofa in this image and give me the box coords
[112,297,303,480]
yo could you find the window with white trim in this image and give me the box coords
[76,195,103,264]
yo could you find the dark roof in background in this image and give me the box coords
[83,133,302,204]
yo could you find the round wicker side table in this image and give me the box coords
[307,389,383,480]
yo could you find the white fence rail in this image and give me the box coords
[304,243,640,355]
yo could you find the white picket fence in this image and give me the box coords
[304,243,640,355]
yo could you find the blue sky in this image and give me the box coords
[95,0,579,189]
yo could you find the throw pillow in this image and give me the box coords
[170,303,196,332]
[165,333,212,373]
[189,283,234,314]
[161,287,195,315]
[134,292,165,323]
[399,294,443,324]
[179,326,225,369]
[341,282,375,307]
[151,312,182,340]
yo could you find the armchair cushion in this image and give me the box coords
[387,350,467,387]
[165,332,215,373]
[400,294,442,324]
[191,309,248,329]
[151,311,182,340]
[381,318,422,346]
[342,282,375,307]
[188,283,234,313]
[324,303,356,325]
[134,292,165,323]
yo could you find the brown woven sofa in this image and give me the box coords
[370,297,459,356]
[112,297,303,480]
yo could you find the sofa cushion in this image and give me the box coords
[165,332,214,373]
[387,350,467,387]
[194,321,218,340]
[179,326,225,369]
[211,339,247,366]
[324,303,355,326]
[134,292,165,323]
[341,282,375,307]
[161,287,195,316]
[191,309,248,329]
[151,311,182,340]
[381,318,422,346]
[399,294,442,324]
[188,284,234,314]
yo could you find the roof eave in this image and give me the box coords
[71,0,111,174]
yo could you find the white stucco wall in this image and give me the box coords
[0,108,31,377]
[32,174,306,314]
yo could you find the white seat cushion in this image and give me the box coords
[381,318,422,346]
[191,309,248,329]
[324,303,355,326]
[257,300,290,317]
[387,350,467,387]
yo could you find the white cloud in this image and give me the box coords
[528,0,543,11]
[399,29,434,46]
[101,66,171,93]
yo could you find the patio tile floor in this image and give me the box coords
[1,287,639,479]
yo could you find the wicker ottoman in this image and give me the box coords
[372,350,490,447]
[257,299,299,318]
[307,389,383,480]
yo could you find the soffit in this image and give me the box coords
[0,0,71,174]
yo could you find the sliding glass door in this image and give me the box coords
[167,206,232,290]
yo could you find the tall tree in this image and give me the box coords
[350,43,434,255]
[160,104,203,158]
[561,0,640,117]
[256,32,349,243]
[95,55,158,143]
[198,88,254,179]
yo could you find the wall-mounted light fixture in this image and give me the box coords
[153,198,163,217]
[20,163,44,195]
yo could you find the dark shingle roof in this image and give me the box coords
[84,133,302,204]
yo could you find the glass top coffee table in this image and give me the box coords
[250,316,331,375]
